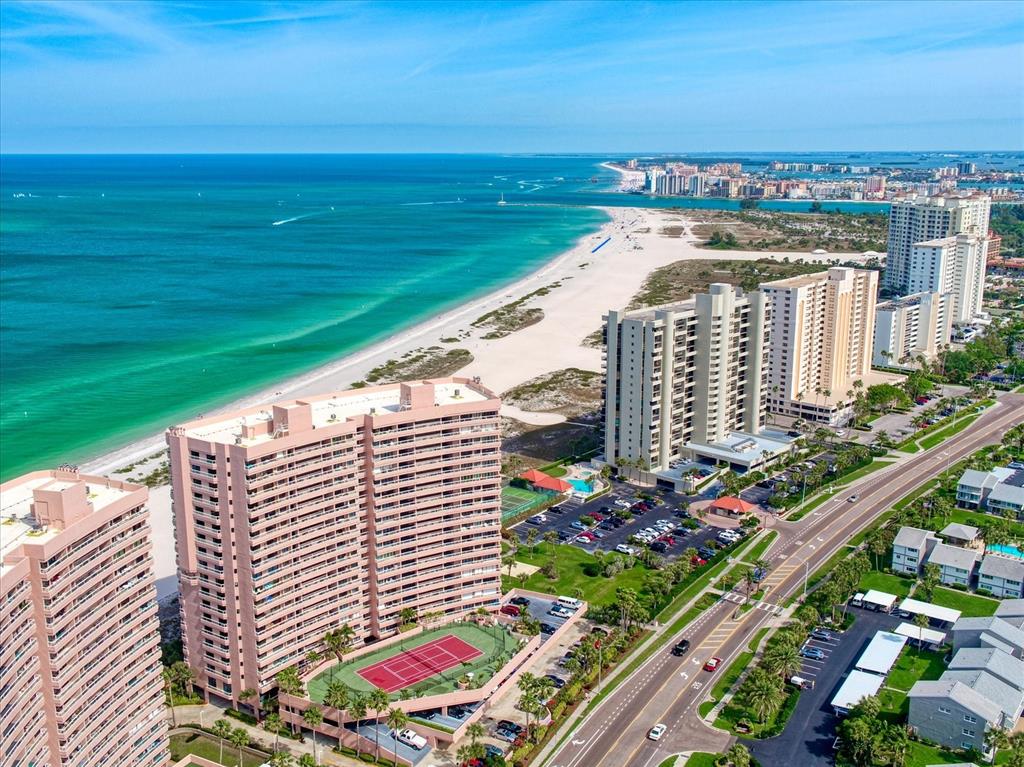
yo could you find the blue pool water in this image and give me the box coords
[987,544,1024,560]
[568,479,593,493]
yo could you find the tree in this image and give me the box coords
[270,753,295,767]
[239,688,260,724]
[229,726,250,767]
[913,612,930,654]
[399,606,417,626]
[298,755,317,767]
[742,667,784,723]
[324,680,351,750]
[368,687,391,763]
[516,673,554,741]
[920,563,940,601]
[162,661,194,727]
[323,624,355,666]
[385,707,410,764]
[265,713,283,754]
[763,642,801,681]
[526,527,540,553]
[347,693,368,759]
[302,705,324,765]
[212,719,232,765]
[276,666,306,734]
[724,743,752,767]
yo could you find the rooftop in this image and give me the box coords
[831,669,884,712]
[948,647,1024,692]
[940,669,1024,721]
[893,526,938,550]
[686,430,794,467]
[894,622,946,645]
[174,378,496,447]
[926,542,980,571]
[898,598,961,626]
[908,679,1004,726]
[995,599,1024,620]
[854,630,906,675]
[939,522,979,541]
[979,554,1024,582]
[953,616,1024,653]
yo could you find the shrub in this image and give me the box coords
[949,582,968,592]
[224,708,257,725]
[976,588,994,597]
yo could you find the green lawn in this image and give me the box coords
[508,542,650,606]
[308,622,518,702]
[886,648,947,692]
[918,414,981,450]
[857,570,914,598]
[682,754,719,767]
[877,688,908,723]
[169,733,267,767]
[930,586,1000,617]
[836,459,895,486]
[743,531,778,563]
[948,507,1024,538]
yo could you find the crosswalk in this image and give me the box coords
[721,592,784,615]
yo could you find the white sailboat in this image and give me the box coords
[497,193,507,206]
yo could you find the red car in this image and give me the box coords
[691,556,707,567]
[703,657,722,672]
[588,512,604,521]
[577,532,596,541]
[500,604,521,617]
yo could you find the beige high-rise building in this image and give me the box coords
[0,469,168,767]
[909,234,987,323]
[603,283,792,482]
[762,267,889,425]
[884,193,990,295]
[873,292,953,368]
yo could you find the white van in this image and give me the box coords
[556,596,582,611]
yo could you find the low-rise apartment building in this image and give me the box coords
[603,283,792,480]
[957,467,1024,520]
[979,556,1024,599]
[0,469,168,767]
[891,526,940,575]
[168,378,503,707]
[926,543,980,588]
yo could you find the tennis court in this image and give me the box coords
[357,634,482,692]
[308,622,520,702]
[501,485,548,522]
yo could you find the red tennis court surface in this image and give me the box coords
[357,634,483,693]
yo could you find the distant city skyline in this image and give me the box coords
[1,0,1022,153]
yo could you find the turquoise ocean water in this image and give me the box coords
[0,154,888,479]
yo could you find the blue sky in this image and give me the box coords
[1,0,1022,153]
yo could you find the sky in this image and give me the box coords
[1,0,1023,153]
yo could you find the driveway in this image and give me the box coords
[743,609,902,766]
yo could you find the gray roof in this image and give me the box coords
[954,616,1024,652]
[948,647,1024,692]
[939,522,979,541]
[908,678,1004,724]
[958,468,999,490]
[927,543,980,571]
[988,482,1024,507]
[893,526,938,550]
[940,669,1024,720]
[979,555,1024,583]
[995,599,1024,619]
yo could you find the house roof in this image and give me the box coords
[989,482,1024,507]
[710,496,757,514]
[948,647,1024,692]
[893,526,938,550]
[958,467,1013,490]
[940,669,1024,721]
[926,543,980,571]
[995,599,1024,620]
[979,555,1024,583]
[908,679,1004,725]
[939,522,979,541]
[954,616,1024,653]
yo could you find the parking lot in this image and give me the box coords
[509,480,727,562]
[744,608,901,766]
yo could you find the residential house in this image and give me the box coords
[925,543,980,588]
[947,648,1024,693]
[994,600,1024,629]
[939,523,980,547]
[978,555,1024,599]
[957,467,1024,520]
[950,616,1024,658]
[892,526,941,575]
[908,677,1010,754]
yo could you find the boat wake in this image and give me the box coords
[272,210,331,226]
[400,199,465,206]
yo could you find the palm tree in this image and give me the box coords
[467,721,486,750]
[368,688,391,763]
[239,688,260,724]
[163,661,194,727]
[270,752,295,767]
[298,754,317,767]
[526,527,540,553]
[229,726,250,767]
[323,680,351,750]
[385,707,410,764]
[743,668,783,723]
[913,613,930,655]
[305,649,321,671]
[276,666,306,734]
[302,705,324,765]
[212,719,232,764]
[724,743,752,767]
[265,713,283,753]
[347,693,368,759]
[763,643,801,681]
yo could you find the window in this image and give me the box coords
[964,714,977,723]
[938,706,952,714]
[962,729,975,738]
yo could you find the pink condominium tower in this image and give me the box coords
[167,377,503,705]
[0,469,168,767]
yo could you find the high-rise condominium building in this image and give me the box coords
[909,234,987,323]
[168,378,502,706]
[0,469,168,767]
[883,193,990,295]
[873,292,954,368]
[762,267,881,425]
[604,283,790,479]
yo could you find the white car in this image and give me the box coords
[615,544,637,555]
[648,723,667,741]
[614,499,631,508]
[395,729,427,750]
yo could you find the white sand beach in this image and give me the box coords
[82,205,857,596]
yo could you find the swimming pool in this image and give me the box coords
[568,478,593,493]
[987,543,1024,560]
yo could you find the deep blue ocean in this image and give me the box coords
[0,153,898,478]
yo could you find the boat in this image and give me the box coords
[497,193,507,206]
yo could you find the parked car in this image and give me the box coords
[647,724,667,741]
[500,604,521,617]
[545,674,566,688]
[810,628,833,641]
[691,556,707,567]
[614,499,631,508]
[698,547,715,559]
[588,512,605,522]
[510,596,530,607]
[650,541,668,553]
[616,544,637,555]
[590,529,606,539]
[484,744,506,758]
[539,622,556,635]
[570,521,587,530]
[396,729,428,750]
[800,646,825,660]
[671,639,691,656]
[703,657,722,672]
[549,505,564,514]
[549,605,573,619]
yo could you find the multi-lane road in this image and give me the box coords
[545,394,1024,767]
